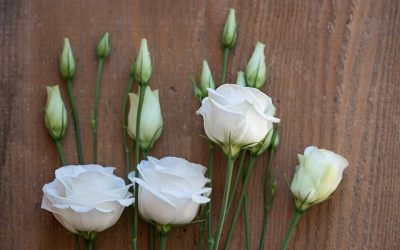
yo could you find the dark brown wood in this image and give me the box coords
[1,0,399,249]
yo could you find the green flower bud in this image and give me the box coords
[200,60,216,97]
[245,42,267,89]
[191,79,204,101]
[270,130,280,151]
[96,32,111,59]
[45,85,68,140]
[59,38,76,80]
[222,9,237,49]
[236,71,246,86]
[134,39,152,85]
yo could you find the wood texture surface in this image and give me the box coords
[1,0,399,249]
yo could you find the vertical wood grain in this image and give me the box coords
[0,0,399,249]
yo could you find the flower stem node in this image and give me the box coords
[45,85,68,140]
[200,60,216,97]
[96,32,111,59]
[245,42,267,89]
[222,9,237,49]
[156,224,171,236]
[134,39,152,85]
[59,38,76,80]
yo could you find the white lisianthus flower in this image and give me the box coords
[290,146,349,211]
[128,86,163,151]
[41,165,134,233]
[128,156,211,226]
[196,84,280,157]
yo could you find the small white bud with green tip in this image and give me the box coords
[134,39,152,85]
[222,9,237,49]
[96,32,111,59]
[200,60,216,97]
[45,85,68,140]
[59,38,76,80]
[245,42,267,89]
[236,71,246,86]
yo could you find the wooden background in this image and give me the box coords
[0,0,399,249]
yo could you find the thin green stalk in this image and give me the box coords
[281,210,302,250]
[206,142,215,250]
[132,84,147,250]
[243,187,250,250]
[159,233,167,250]
[74,235,80,250]
[92,58,105,163]
[198,216,205,250]
[212,155,235,250]
[220,48,230,85]
[54,140,65,165]
[142,149,155,250]
[85,238,95,250]
[258,148,276,250]
[223,155,257,250]
[66,79,84,164]
[227,150,246,211]
[122,76,135,178]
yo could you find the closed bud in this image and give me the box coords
[222,9,237,49]
[96,32,111,59]
[270,129,280,151]
[128,86,163,150]
[134,39,152,85]
[236,71,246,86]
[290,146,348,211]
[45,85,68,140]
[245,42,267,89]
[200,61,216,97]
[59,38,76,80]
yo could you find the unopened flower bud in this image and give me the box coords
[200,61,216,97]
[60,38,76,80]
[134,39,152,85]
[222,9,237,49]
[245,42,267,89]
[270,129,280,151]
[236,71,246,86]
[290,146,348,211]
[128,86,163,150]
[45,85,68,140]
[96,32,111,59]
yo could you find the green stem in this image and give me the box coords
[74,235,80,250]
[122,76,135,178]
[85,238,95,250]
[206,142,215,250]
[227,151,246,211]
[197,217,205,250]
[220,48,230,85]
[66,79,84,164]
[142,149,154,250]
[243,189,250,250]
[132,84,147,250]
[212,155,235,250]
[54,140,65,165]
[159,233,167,250]
[281,210,302,250]
[223,155,257,250]
[258,148,276,250]
[92,58,105,163]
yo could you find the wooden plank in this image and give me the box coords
[0,0,399,249]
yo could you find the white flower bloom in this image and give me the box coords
[128,86,163,150]
[128,156,211,225]
[41,165,134,233]
[290,146,349,211]
[196,84,280,157]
